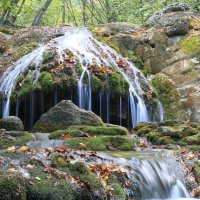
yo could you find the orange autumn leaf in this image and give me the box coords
[20,146,28,152]
[54,146,67,152]
[61,135,73,140]
[180,147,188,154]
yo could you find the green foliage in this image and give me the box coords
[109,71,129,96]
[40,71,54,93]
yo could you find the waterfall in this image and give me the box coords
[158,100,165,122]
[0,27,152,127]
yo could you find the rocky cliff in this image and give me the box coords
[92,3,200,123]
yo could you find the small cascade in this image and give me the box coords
[129,159,190,199]
[158,100,165,122]
[78,69,92,110]
[0,27,154,128]
[119,96,122,126]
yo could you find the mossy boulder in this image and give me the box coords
[134,120,199,145]
[33,100,104,132]
[0,116,24,131]
[181,133,200,145]
[49,125,128,139]
[64,135,136,151]
[0,171,26,200]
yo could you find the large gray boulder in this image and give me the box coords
[0,116,24,131]
[33,100,104,132]
[144,3,199,37]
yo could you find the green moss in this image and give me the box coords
[181,133,200,145]
[109,71,129,96]
[0,171,26,200]
[127,50,150,76]
[180,36,200,55]
[75,64,84,75]
[40,71,54,93]
[51,153,70,168]
[0,137,13,150]
[91,75,101,91]
[49,126,128,139]
[136,126,153,136]
[15,133,34,146]
[147,132,161,144]
[158,136,174,145]
[151,75,179,120]
[63,76,78,89]
[65,136,136,151]
[42,50,54,64]
[27,166,74,200]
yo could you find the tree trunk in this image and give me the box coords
[32,0,53,26]
[62,0,66,24]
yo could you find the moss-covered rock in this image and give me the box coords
[181,133,200,145]
[0,116,24,131]
[49,126,128,139]
[0,171,26,200]
[151,74,180,120]
[33,100,104,132]
[64,136,136,151]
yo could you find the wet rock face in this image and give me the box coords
[0,116,24,131]
[33,100,104,132]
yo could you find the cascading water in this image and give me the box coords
[158,100,165,122]
[0,27,153,127]
[129,159,191,200]
[100,152,191,200]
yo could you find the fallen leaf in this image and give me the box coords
[20,146,28,152]
[7,146,16,151]
[54,146,67,152]
[187,153,196,160]
[61,135,73,140]
[180,147,188,154]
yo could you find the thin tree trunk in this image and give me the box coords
[82,0,86,26]
[62,0,66,24]
[32,0,53,26]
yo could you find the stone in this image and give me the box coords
[0,116,24,131]
[33,100,104,132]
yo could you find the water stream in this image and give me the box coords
[100,151,191,200]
